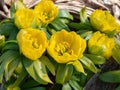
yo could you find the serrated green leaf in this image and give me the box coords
[80,56,98,73]
[56,64,73,84]
[69,80,83,90]
[50,18,70,31]
[84,54,106,64]
[99,70,120,83]
[23,57,48,84]
[62,83,72,90]
[40,56,55,75]
[33,60,53,84]
[80,7,89,23]
[57,9,73,20]
[0,50,19,83]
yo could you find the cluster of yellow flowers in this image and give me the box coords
[17,28,86,63]
[14,0,58,28]
[15,0,86,64]
[88,10,120,59]
[15,0,119,64]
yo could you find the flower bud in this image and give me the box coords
[88,31,115,59]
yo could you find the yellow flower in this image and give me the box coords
[47,30,86,63]
[17,28,48,60]
[14,9,37,29]
[88,31,115,59]
[90,10,120,33]
[34,0,58,26]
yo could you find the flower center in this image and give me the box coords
[32,38,39,49]
[26,34,40,49]
[55,42,73,56]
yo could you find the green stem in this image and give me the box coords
[5,40,17,44]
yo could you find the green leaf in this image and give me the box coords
[5,55,21,81]
[14,60,24,75]
[0,50,19,83]
[62,83,72,90]
[80,7,89,23]
[99,70,120,83]
[59,18,71,24]
[8,29,19,40]
[40,27,51,40]
[23,57,48,84]
[21,78,40,89]
[24,87,46,90]
[70,22,94,31]
[57,9,73,20]
[0,22,18,37]
[33,60,53,83]
[40,56,55,75]
[80,56,98,73]
[112,46,120,64]
[56,64,73,84]
[8,68,27,89]
[2,41,19,52]
[69,80,83,90]
[15,0,26,10]
[10,1,16,18]
[69,60,86,75]
[80,31,93,40]
[84,54,106,64]
[49,18,70,31]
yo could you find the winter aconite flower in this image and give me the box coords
[90,10,120,33]
[17,28,48,60]
[47,30,86,63]
[14,9,37,29]
[88,31,115,59]
[34,0,58,26]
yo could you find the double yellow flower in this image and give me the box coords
[47,30,86,63]
[17,28,48,60]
